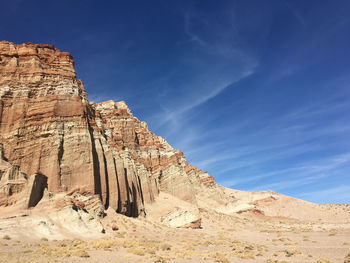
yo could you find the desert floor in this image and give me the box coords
[0,206,349,263]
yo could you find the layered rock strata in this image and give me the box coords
[0,41,214,219]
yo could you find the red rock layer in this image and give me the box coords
[0,41,215,216]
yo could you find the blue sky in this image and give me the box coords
[2,0,350,203]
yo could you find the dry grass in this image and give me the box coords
[316,258,331,263]
[281,249,302,257]
[127,247,145,256]
[0,209,349,263]
[266,259,289,263]
[213,252,229,263]
[344,252,350,263]
[73,249,90,258]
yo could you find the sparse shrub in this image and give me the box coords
[214,252,230,263]
[202,240,212,246]
[266,260,289,263]
[244,245,254,250]
[71,238,84,247]
[127,247,145,256]
[316,258,331,263]
[160,243,171,251]
[74,249,89,258]
[115,231,126,238]
[153,256,167,263]
[145,247,157,255]
[41,237,48,241]
[344,252,350,263]
[2,235,10,240]
[283,249,302,257]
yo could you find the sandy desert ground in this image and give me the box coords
[0,193,349,263]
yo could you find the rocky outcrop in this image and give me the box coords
[0,41,215,221]
[92,100,201,204]
[160,210,201,228]
[0,41,95,194]
[0,144,27,206]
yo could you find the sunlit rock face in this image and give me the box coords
[0,41,214,218]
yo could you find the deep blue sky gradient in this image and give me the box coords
[2,0,350,203]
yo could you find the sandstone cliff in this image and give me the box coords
[0,41,214,220]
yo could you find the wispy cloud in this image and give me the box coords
[155,70,254,128]
[240,152,350,190]
[184,12,208,47]
[249,173,329,192]
[150,10,258,132]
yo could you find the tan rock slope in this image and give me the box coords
[0,41,214,223]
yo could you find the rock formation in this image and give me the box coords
[0,41,214,222]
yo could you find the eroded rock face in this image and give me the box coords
[0,144,27,205]
[0,161,27,206]
[0,41,93,194]
[0,41,215,219]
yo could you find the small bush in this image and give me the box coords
[214,252,229,263]
[160,243,171,251]
[316,258,331,263]
[127,247,145,256]
[74,249,90,258]
[344,253,350,263]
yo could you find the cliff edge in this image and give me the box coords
[0,41,214,223]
